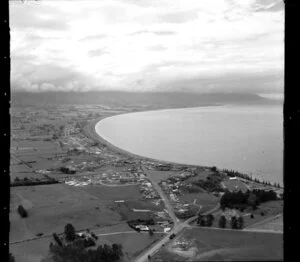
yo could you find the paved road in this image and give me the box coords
[142,167,180,226]
[135,167,220,262]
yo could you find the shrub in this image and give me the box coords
[17,205,28,218]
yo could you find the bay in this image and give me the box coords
[95,104,283,185]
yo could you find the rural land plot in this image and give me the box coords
[153,227,283,261]
[10,184,123,243]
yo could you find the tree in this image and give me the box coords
[231,216,238,229]
[219,215,227,228]
[206,214,214,227]
[9,253,15,262]
[149,229,154,236]
[237,216,244,229]
[211,166,217,172]
[64,223,76,242]
[17,205,28,218]
[247,193,258,210]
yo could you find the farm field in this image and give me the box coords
[10,184,123,242]
[95,231,165,261]
[191,200,283,229]
[179,192,219,207]
[10,236,52,262]
[153,227,283,261]
[82,184,143,201]
[246,214,283,232]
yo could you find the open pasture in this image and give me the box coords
[10,184,123,243]
[154,227,283,261]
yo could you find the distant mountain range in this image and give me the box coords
[11,91,281,108]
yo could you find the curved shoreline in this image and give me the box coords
[84,115,206,168]
[84,109,282,187]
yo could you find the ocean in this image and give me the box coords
[95,104,283,185]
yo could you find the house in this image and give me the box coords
[164,227,171,233]
[135,225,149,231]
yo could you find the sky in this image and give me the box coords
[10,0,284,97]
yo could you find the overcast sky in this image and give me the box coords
[10,0,284,96]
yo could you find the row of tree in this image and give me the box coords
[218,215,244,229]
[12,177,59,187]
[222,169,282,188]
[198,213,244,229]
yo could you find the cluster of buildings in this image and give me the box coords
[160,173,199,217]
[139,179,160,200]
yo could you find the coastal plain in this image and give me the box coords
[10,96,283,262]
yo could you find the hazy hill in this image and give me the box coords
[11,91,280,108]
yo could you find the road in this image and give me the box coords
[135,167,219,262]
[142,167,180,226]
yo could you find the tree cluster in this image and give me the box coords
[60,166,76,174]
[193,173,224,193]
[220,190,277,210]
[231,216,244,229]
[50,241,123,262]
[12,177,59,187]
[197,214,214,227]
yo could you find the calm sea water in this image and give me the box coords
[95,105,283,185]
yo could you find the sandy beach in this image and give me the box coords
[84,116,205,169]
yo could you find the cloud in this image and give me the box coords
[130,30,176,36]
[80,34,108,41]
[252,0,284,12]
[148,45,167,51]
[157,10,199,24]
[10,2,70,31]
[10,0,284,94]
[88,49,107,57]
[11,62,94,92]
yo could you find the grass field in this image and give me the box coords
[10,237,52,262]
[222,179,249,193]
[82,184,143,201]
[154,227,283,261]
[95,232,164,260]
[195,200,283,229]
[146,170,179,183]
[184,170,214,183]
[10,184,124,242]
[179,192,219,207]
[246,215,283,232]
